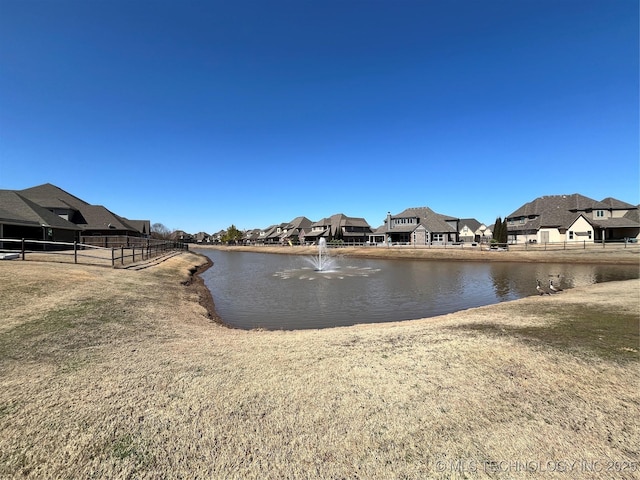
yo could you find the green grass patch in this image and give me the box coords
[110,434,154,471]
[0,300,131,364]
[455,304,639,363]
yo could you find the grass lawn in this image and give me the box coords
[0,252,638,479]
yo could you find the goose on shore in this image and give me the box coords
[536,280,550,295]
[549,279,563,293]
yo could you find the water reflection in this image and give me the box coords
[197,249,639,330]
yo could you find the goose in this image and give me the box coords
[549,280,563,293]
[536,280,550,295]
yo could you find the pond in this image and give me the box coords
[196,249,639,330]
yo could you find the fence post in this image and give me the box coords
[121,246,124,265]
[21,238,25,260]
[133,246,136,263]
[111,248,115,267]
[74,241,78,264]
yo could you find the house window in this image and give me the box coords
[432,233,443,243]
[588,231,592,239]
[596,210,604,218]
[569,231,573,240]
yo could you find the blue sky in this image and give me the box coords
[1,0,638,233]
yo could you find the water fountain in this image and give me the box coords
[273,237,379,281]
[310,237,333,271]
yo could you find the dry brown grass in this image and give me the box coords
[0,253,638,479]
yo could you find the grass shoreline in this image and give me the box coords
[1,253,638,478]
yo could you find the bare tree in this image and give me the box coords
[151,223,171,240]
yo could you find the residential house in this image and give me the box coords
[211,230,226,244]
[304,213,372,244]
[0,190,82,246]
[278,216,313,245]
[171,230,194,243]
[505,194,640,244]
[242,228,262,245]
[264,223,289,244]
[383,207,459,245]
[194,232,211,244]
[368,225,387,245]
[458,218,492,243]
[18,183,150,238]
[248,226,275,245]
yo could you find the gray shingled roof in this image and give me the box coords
[124,219,151,235]
[20,183,91,210]
[391,207,456,233]
[0,190,81,230]
[309,213,371,237]
[459,218,481,232]
[508,194,608,220]
[287,216,313,230]
[590,217,640,229]
[624,206,640,224]
[19,183,142,233]
[507,194,640,231]
[600,197,636,210]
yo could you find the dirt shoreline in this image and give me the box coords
[182,253,225,325]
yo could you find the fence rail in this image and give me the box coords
[0,237,188,267]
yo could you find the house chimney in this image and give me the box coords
[386,211,391,231]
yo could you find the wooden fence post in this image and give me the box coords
[74,241,78,264]
[21,238,25,260]
[111,248,115,267]
[121,246,124,265]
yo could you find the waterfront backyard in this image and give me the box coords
[0,250,638,478]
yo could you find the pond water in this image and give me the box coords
[196,249,639,330]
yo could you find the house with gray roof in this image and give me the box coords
[278,216,313,245]
[194,231,211,243]
[506,194,640,244]
[458,218,492,243]
[211,229,227,244]
[382,207,459,245]
[0,190,81,247]
[263,223,289,244]
[303,213,372,244]
[18,183,150,238]
[242,228,262,245]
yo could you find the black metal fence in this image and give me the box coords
[0,237,188,267]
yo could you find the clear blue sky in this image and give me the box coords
[1,0,638,233]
